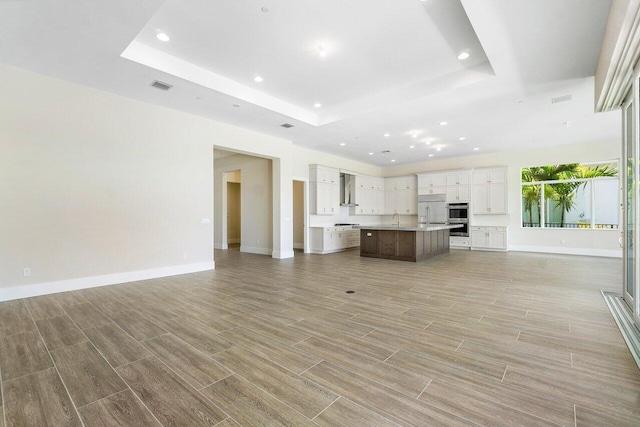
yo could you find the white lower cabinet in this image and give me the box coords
[471,226,507,251]
[450,236,471,248]
[311,227,360,254]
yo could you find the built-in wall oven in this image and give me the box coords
[447,203,469,237]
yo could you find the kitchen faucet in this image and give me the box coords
[393,212,400,227]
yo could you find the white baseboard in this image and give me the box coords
[240,246,271,255]
[272,250,295,259]
[509,244,622,258]
[0,261,216,302]
[214,243,228,250]
[293,242,304,249]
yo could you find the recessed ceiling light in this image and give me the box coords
[426,141,431,145]
[459,137,466,141]
[369,152,374,155]
[314,103,322,108]
[156,33,170,42]
[457,52,470,60]
[391,159,396,162]
[409,145,415,149]
[473,147,480,151]
[340,143,346,146]
[412,134,418,139]
[428,154,434,157]
[436,147,442,151]
[317,45,327,58]
[384,133,390,137]
[439,121,447,126]
[254,76,264,83]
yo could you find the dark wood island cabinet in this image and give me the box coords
[356,224,462,262]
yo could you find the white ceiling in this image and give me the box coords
[0,0,619,166]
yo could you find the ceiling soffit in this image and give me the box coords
[121,0,494,126]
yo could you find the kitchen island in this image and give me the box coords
[354,224,462,262]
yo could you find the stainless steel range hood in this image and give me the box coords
[340,173,359,207]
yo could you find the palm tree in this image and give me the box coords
[548,164,618,227]
[522,164,579,226]
[522,163,617,228]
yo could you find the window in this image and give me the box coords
[521,161,619,229]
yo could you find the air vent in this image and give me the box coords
[150,80,173,91]
[381,150,391,154]
[281,123,294,128]
[551,94,573,104]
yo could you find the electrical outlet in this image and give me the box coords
[23,267,31,276]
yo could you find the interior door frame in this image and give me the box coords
[293,176,309,254]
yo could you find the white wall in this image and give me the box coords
[0,65,294,300]
[382,140,622,257]
[292,146,381,178]
[214,154,272,254]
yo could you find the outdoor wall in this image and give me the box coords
[382,139,622,257]
[0,65,293,301]
[214,154,272,254]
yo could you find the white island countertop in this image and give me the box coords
[353,224,463,232]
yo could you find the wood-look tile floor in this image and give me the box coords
[1,249,639,426]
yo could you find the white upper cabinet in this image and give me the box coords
[445,170,471,202]
[471,167,508,214]
[417,172,447,195]
[310,165,340,215]
[351,175,385,215]
[385,175,417,214]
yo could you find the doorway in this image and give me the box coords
[293,180,305,253]
[226,170,241,251]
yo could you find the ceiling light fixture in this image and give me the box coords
[254,76,264,83]
[457,52,470,60]
[436,147,442,151]
[317,45,327,58]
[261,7,269,13]
[340,143,346,146]
[459,137,466,141]
[369,152,374,155]
[409,145,415,149]
[391,159,396,162]
[314,103,322,108]
[439,121,447,126]
[156,33,170,42]
[384,133,390,137]
[473,147,480,151]
[428,154,434,157]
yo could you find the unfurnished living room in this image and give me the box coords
[1,1,640,426]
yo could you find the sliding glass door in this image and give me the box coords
[623,95,636,311]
